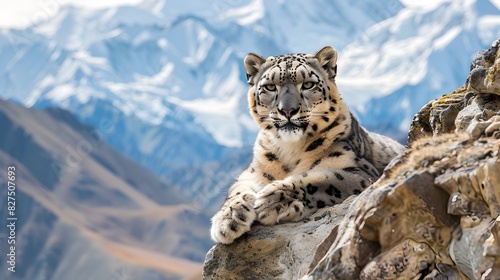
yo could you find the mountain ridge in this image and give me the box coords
[0,99,208,280]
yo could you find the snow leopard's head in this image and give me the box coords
[244,46,342,142]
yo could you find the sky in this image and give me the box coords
[2,0,500,29]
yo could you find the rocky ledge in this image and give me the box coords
[203,39,500,280]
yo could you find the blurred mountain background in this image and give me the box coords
[0,0,499,279]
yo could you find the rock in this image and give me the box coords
[309,130,500,279]
[467,39,500,94]
[408,38,500,145]
[408,86,468,142]
[203,198,353,280]
[203,39,500,280]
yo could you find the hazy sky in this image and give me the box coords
[1,0,500,29]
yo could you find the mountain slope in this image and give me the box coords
[0,99,208,280]
[339,0,500,137]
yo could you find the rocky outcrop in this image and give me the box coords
[203,198,353,279]
[203,39,500,280]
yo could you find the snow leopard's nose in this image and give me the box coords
[278,84,300,119]
[278,107,299,119]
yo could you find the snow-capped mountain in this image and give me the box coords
[341,0,500,139]
[1,0,499,204]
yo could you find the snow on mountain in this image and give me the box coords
[340,0,498,104]
[0,0,404,146]
[340,0,500,138]
[0,0,499,204]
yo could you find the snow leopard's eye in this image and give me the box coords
[302,82,316,90]
[263,84,277,91]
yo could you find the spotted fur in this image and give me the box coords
[210,46,406,244]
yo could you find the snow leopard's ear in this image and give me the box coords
[315,46,338,80]
[244,53,266,85]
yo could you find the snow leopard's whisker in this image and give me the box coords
[309,113,330,116]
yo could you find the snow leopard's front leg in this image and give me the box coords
[254,159,378,225]
[210,170,259,244]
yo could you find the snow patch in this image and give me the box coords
[173,79,245,148]
[478,15,500,45]
[183,26,214,67]
[221,0,264,26]
[433,26,461,50]
[134,63,174,86]
[400,0,451,10]
[46,84,75,102]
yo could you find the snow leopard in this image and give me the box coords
[210,46,406,244]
